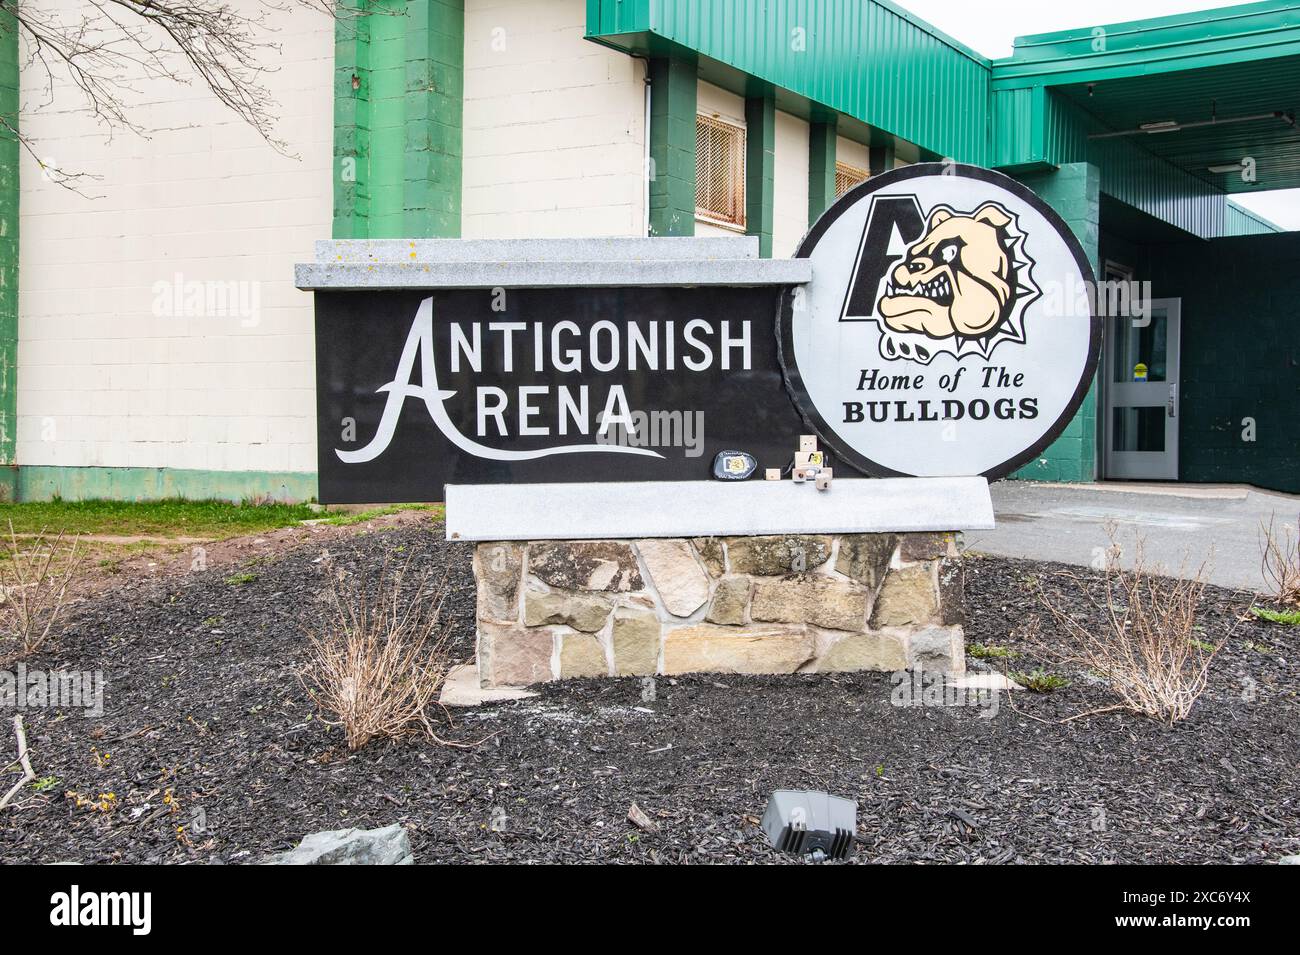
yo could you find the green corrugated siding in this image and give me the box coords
[588,0,992,164]
[1225,201,1282,234]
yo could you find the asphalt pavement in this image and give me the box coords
[966,481,1299,592]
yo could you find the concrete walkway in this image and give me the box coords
[966,481,1299,592]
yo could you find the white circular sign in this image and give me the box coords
[780,163,1101,480]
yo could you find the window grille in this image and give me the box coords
[834,160,870,197]
[695,114,746,228]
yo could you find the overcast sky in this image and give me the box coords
[893,0,1300,229]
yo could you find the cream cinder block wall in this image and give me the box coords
[462,0,646,238]
[837,136,872,176]
[16,1,333,477]
[773,110,809,258]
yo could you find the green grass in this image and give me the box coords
[318,503,443,527]
[969,642,1019,660]
[1011,669,1070,693]
[0,499,321,538]
[1251,606,1300,626]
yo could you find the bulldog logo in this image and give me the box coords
[842,196,1039,364]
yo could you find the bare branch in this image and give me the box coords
[0,1,360,190]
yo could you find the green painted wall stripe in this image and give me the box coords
[648,56,696,238]
[1011,162,1101,484]
[807,119,836,225]
[333,0,371,239]
[0,6,18,499]
[332,1,463,240]
[744,95,775,258]
[403,0,463,238]
[15,467,319,504]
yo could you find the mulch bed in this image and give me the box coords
[1,524,1296,864]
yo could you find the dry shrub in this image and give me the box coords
[1259,513,1300,609]
[0,522,83,658]
[299,557,454,750]
[1033,533,1217,724]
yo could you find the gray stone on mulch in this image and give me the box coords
[262,824,413,865]
[1,525,1297,864]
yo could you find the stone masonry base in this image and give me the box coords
[474,533,965,687]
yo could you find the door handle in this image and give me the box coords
[1167,383,1177,418]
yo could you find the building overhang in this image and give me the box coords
[993,2,1300,195]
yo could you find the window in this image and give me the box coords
[834,160,870,198]
[695,114,746,228]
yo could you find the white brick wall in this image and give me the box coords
[16,1,332,475]
[462,0,646,239]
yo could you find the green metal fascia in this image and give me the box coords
[587,0,992,165]
[993,0,1300,90]
[0,4,17,491]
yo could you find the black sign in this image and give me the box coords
[314,287,807,503]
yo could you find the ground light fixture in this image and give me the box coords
[761,790,857,861]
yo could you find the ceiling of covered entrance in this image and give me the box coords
[1055,55,1300,194]
[994,1,1300,195]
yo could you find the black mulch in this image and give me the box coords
[1,526,1297,864]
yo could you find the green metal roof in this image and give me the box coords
[993,1,1300,89]
[585,0,1300,236]
[586,0,992,164]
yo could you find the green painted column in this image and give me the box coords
[404,0,463,237]
[333,0,371,239]
[744,95,775,257]
[868,143,894,176]
[1011,161,1101,483]
[0,5,18,499]
[647,56,696,237]
[332,1,464,239]
[808,118,837,226]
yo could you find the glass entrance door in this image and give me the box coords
[1103,299,1180,480]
